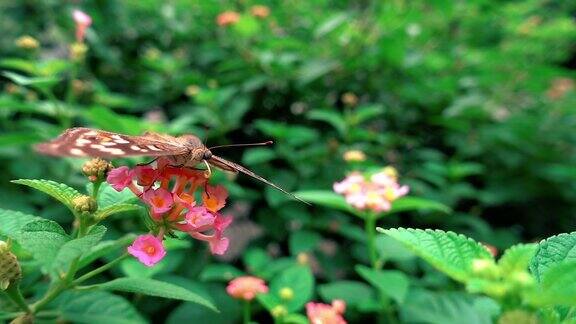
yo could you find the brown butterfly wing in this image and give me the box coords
[35,127,190,158]
[208,155,310,205]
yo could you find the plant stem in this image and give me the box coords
[73,253,129,285]
[91,181,102,201]
[243,300,251,324]
[4,283,31,313]
[365,212,378,269]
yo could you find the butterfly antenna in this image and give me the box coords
[209,141,274,150]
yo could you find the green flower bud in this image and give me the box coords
[0,241,22,290]
[279,287,294,301]
[73,195,98,214]
[82,158,113,182]
[271,305,288,318]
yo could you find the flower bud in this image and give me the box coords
[271,305,288,318]
[0,241,22,290]
[297,252,309,265]
[73,195,98,215]
[16,35,39,50]
[70,42,88,61]
[343,150,366,162]
[82,158,113,182]
[341,92,358,107]
[279,287,294,301]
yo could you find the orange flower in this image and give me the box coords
[202,185,228,212]
[226,276,269,301]
[216,11,240,26]
[250,5,270,18]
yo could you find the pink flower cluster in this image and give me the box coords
[306,300,347,324]
[226,276,269,301]
[107,157,232,267]
[333,167,409,212]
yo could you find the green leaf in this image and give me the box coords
[0,208,41,239]
[241,148,276,165]
[314,13,349,38]
[378,228,493,283]
[167,283,240,324]
[292,190,361,216]
[289,230,322,255]
[306,110,346,137]
[258,265,314,313]
[78,234,136,269]
[497,243,537,274]
[400,290,494,324]
[52,226,106,274]
[93,203,141,221]
[12,179,81,214]
[282,314,309,324]
[2,71,59,91]
[296,59,339,86]
[199,264,244,282]
[356,265,410,304]
[529,231,576,282]
[388,197,451,216]
[529,261,576,306]
[96,277,217,311]
[16,219,69,270]
[93,182,138,208]
[60,291,146,324]
[318,280,378,311]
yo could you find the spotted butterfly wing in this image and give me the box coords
[208,155,310,205]
[34,127,188,158]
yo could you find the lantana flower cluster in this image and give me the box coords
[333,166,409,212]
[106,157,232,266]
[306,299,347,324]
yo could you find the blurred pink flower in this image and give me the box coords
[333,167,409,213]
[216,11,240,26]
[134,165,158,187]
[181,206,215,230]
[73,9,92,42]
[107,166,134,191]
[127,234,166,267]
[250,5,270,18]
[226,276,269,301]
[306,300,347,324]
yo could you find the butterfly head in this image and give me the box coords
[202,149,213,160]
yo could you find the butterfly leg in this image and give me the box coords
[137,158,158,166]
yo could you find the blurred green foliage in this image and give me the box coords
[1,0,575,322]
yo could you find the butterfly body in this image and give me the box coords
[35,127,308,204]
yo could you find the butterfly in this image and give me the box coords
[35,127,309,204]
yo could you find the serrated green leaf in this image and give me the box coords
[0,208,41,239]
[199,264,244,282]
[52,226,106,274]
[498,243,537,274]
[16,219,69,271]
[356,265,410,304]
[12,179,81,214]
[529,261,576,307]
[378,228,493,283]
[60,291,146,324]
[529,231,576,282]
[258,265,314,313]
[95,277,217,311]
[94,203,141,221]
[318,280,378,312]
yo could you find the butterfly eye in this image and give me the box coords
[203,150,213,160]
